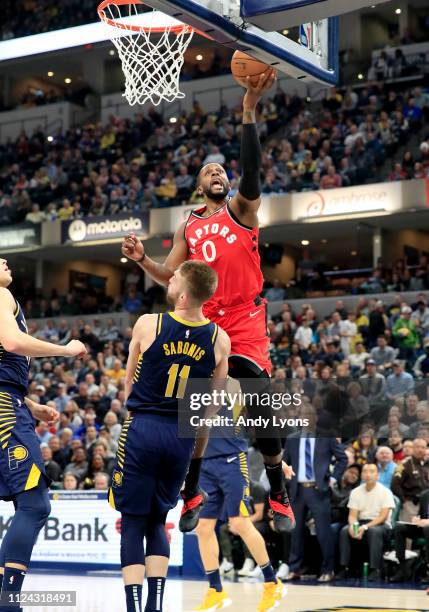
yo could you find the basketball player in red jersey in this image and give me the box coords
[122,69,295,534]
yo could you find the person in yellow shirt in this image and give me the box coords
[100,126,116,149]
[57,198,74,220]
[155,171,178,203]
[105,358,126,384]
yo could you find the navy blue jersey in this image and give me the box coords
[126,312,218,415]
[204,403,248,459]
[0,299,29,394]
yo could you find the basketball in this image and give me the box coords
[231,50,271,86]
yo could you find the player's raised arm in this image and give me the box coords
[229,69,277,227]
[0,287,86,358]
[121,222,189,287]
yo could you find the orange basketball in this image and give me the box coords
[231,50,270,87]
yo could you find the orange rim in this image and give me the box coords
[97,0,193,34]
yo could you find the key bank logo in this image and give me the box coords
[67,216,144,243]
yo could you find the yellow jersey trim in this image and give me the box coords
[25,463,41,491]
[168,312,210,327]
[157,313,163,335]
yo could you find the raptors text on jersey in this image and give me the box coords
[184,203,263,311]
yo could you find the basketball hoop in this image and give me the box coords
[98,0,195,106]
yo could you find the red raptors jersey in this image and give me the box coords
[184,202,263,311]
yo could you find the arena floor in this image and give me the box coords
[21,572,428,612]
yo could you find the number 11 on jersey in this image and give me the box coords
[165,363,191,399]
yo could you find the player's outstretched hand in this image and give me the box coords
[31,403,60,427]
[64,340,87,358]
[242,68,277,108]
[122,233,145,262]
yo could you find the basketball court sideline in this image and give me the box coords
[19,573,428,612]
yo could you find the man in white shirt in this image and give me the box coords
[337,463,395,581]
[349,342,370,373]
[294,317,313,352]
[339,312,357,357]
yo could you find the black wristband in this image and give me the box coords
[239,123,262,200]
[137,252,146,263]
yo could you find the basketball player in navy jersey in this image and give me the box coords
[0,258,86,611]
[192,378,286,612]
[108,260,230,612]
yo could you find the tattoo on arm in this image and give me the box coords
[243,109,256,124]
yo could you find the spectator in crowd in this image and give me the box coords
[359,359,387,406]
[377,411,410,439]
[385,360,415,400]
[414,338,429,378]
[392,307,420,366]
[352,431,377,466]
[264,280,286,303]
[41,444,62,482]
[375,446,396,489]
[64,446,89,481]
[338,463,395,581]
[391,438,429,521]
[94,471,110,490]
[370,335,396,372]
[330,463,362,532]
[390,488,429,582]
[62,473,80,491]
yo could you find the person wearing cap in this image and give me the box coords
[414,338,429,378]
[359,359,387,406]
[386,360,415,400]
[392,306,420,369]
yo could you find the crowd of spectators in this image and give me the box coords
[368,46,428,82]
[1,0,96,40]
[264,253,429,300]
[1,81,428,227]
[267,292,429,373]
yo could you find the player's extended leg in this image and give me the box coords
[144,514,170,612]
[229,356,295,533]
[228,515,286,612]
[0,482,50,612]
[192,518,232,612]
[121,514,147,612]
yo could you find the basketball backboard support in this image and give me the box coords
[142,0,387,85]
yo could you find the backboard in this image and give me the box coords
[142,0,389,85]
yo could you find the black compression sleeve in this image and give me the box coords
[239,123,262,200]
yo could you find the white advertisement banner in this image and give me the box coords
[0,492,183,567]
[291,181,403,221]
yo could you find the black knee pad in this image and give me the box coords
[120,514,147,568]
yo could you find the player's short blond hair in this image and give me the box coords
[179,260,218,305]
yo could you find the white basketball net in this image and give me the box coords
[98,1,194,106]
